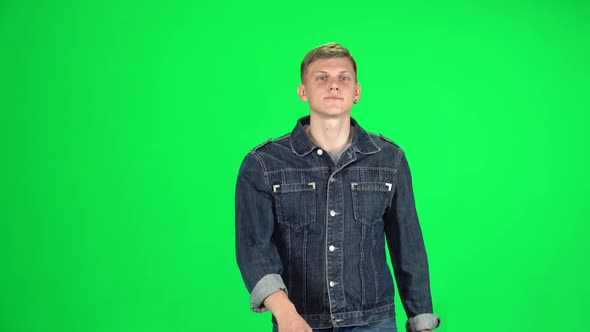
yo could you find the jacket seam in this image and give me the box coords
[248,151,272,194]
[265,167,330,175]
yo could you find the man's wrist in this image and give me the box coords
[272,302,298,321]
[264,290,298,321]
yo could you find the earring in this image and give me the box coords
[354,99,358,104]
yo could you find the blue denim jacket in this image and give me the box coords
[235,116,440,331]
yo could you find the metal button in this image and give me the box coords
[317,149,324,155]
[330,210,336,217]
[329,281,335,287]
[329,245,335,252]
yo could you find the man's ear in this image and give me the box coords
[297,84,308,101]
[355,82,361,101]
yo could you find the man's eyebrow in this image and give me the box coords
[313,70,352,74]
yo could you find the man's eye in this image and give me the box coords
[340,76,350,81]
[317,76,327,80]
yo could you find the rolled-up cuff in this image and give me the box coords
[250,274,287,313]
[405,313,441,332]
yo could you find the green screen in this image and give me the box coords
[1,1,588,331]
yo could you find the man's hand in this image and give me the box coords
[264,290,312,332]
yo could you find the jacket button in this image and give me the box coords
[329,245,335,252]
[330,210,336,217]
[329,281,335,287]
[317,149,324,155]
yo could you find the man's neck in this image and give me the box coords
[306,113,352,152]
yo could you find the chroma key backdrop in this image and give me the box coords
[1,1,588,331]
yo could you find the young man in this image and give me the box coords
[235,42,440,332]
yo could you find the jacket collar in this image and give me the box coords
[290,115,381,157]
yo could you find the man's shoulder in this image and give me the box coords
[368,132,403,152]
[250,137,273,152]
[248,133,291,153]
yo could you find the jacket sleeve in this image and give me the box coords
[235,152,286,312]
[384,150,440,331]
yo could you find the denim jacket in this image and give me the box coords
[235,116,440,331]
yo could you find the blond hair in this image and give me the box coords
[300,42,357,83]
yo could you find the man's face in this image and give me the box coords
[297,57,361,118]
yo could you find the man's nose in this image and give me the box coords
[329,80,340,90]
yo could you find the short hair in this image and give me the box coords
[300,42,357,83]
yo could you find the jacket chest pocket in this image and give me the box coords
[274,182,317,229]
[351,181,395,226]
